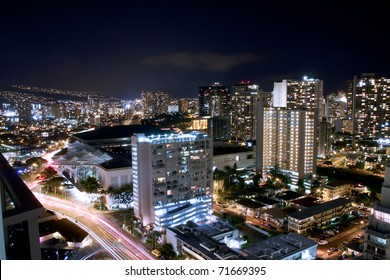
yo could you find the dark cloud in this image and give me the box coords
[143,52,263,72]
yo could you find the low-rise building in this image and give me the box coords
[213,142,255,170]
[166,221,245,260]
[345,154,359,166]
[322,182,352,201]
[236,199,265,217]
[290,196,320,210]
[262,207,297,228]
[53,141,112,183]
[167,221,316,260]
[242,232,318,260]
[97,157,132,190]
[287,197,352,234]
[274,190,305,207]
[364,157,377,170]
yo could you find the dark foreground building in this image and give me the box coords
[0,153,44,259]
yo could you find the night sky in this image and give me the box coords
[1,1,388,99]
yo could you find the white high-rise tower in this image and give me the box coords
[131,132,213,230]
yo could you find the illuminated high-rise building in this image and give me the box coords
[17,102,32,124]
[50,102,68,120]
[273,77,324,116]
[273,77,323,159]
[347,73,390,140]
[231,81,271,141]
[207,116,231,141]
[131,132,213,230]
[141,91,170,119]
[178,98,189,114]
[363,161,390,260]
[325,91,347,127]
[198,83,232,140]
[198,83,230,118]
[318,117,332,158]
[257,104,316,182]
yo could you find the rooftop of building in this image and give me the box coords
[236,198,265,209]
[73,124,164,142]
[1,152,44,219]
[163,203,192,216]
[260,183,277,190]
[53,141,112,165]
[288,197,352,220]
[169,221,245,260]
[98,157,132,170]
[197,221,237,237]
[174,220,236,237]
[326,181,354,188]
[275,190,305,202]
[213,142,253,156]
[290,196,320,208]
[263,207,297,219]
[253,196,279,206]
[243,232,317,260]
[234,188,263,197]
[39,218,88,242]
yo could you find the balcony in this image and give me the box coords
[364,249,386,260]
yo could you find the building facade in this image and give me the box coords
[243,232,318,260]
[322,183,352,202]
[231,82,271,141]
[363,161,390,260]
[97,157,132,190]
[131,132,213,230]
[142,91,170,119]
[257,106,316,181]
[273,77,324,116]
[273,77,323,159]
[198,83,230,118]
[348,74,390,140]
[0,153,44,259]
[318,117,332,158]
[207,116,231,140]
[287,197,352,234]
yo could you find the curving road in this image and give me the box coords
[34,193,155,260]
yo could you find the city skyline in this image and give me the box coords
[1,1,389,99]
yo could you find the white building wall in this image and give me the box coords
[132,133,213,229]
[213,151,255,170]
[273,80,287,108]
[97,166,132,190]
[132,138,154,226]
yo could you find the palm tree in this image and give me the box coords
[25,157,48,170]
[80,176,101,194]
[42,176,66,195]
[41,166,57,180]
[297,179,305,194]
[311,179,323,197]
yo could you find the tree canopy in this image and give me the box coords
[25,157,47,167]
[80,176,101,194]
[41,166,57,180]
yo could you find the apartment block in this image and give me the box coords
[131,132,213,230]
